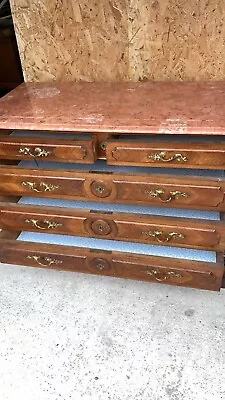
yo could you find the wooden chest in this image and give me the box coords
[0,81,224,291]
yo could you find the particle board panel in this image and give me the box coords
[10,0,225,82]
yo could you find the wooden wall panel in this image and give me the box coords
[10,0,225,82]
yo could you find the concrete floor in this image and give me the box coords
[0,263,224,400]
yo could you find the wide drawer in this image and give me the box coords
[106,135,225,170]
[0,133,97,163]
[0,201,225,251]
[0,163,224,211]
[0,232,223,291]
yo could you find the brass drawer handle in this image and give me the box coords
[145,189,189,203]
[25,218,62,230]
[27,255,62,267]
[148,151,187,163]
[141,269,183,282]
[19,147,51,157]
[21,181,59,193]
[142,230,185,243]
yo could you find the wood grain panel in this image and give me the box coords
[0,202,225,250]
[10,0,225,82]
[0,135,97,163]
[106,139,225,170]
[0,238,223,291]
[0,166,224,210]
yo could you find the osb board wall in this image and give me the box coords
[10,0,225,82]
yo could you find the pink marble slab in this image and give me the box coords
[0,81,225,135]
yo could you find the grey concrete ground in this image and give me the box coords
[0,263,224,400]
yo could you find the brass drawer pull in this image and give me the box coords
[141,269,183,282]
[19,147,51,157]
[148,151,187,163]
[142,230,185,243]
[21,181,59,193]
[25,218,62,230]
[27,255,62,267]
[145,188,189,203]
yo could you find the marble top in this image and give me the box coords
[0,81,225,135]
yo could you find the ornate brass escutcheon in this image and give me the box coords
[148,151,188,163]
[19,147,51,157]
[141,230,185,243]
[145,188,189,203]
[21,181,59,193]
[25,218,62,230]
[141,269,184,282]
[100,142,106,151]
[27,255,62,267]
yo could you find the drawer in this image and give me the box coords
[0,231,224,291]
[0,132,97,163]
[106,135,225,170]
[0,162,224,211]
[0,200,225,251]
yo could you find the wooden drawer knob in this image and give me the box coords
[91,258,111,271]
[91,219,112,235]
[90,180,112,198]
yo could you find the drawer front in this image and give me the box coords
[106,140,225,170]
[0,167,224,210]
[0,203,225,251]
[0,239,223,291]
[0,136,97,163]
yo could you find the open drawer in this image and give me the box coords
[0,161,224,211]
[0,131,97,163]
[0,230,224,291]
[105,135,225,170]
[0,197,225,251]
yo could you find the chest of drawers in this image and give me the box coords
[0,81,224,291]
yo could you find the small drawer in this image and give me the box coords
[0,200,225,251]
[0,132,97,163]
[0,162,224,211]
[0,231,224,291]
[106,135,225,170]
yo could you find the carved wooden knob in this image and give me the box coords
[91,258,111,271]
[90,180,112,198]
[91,219,112,235]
